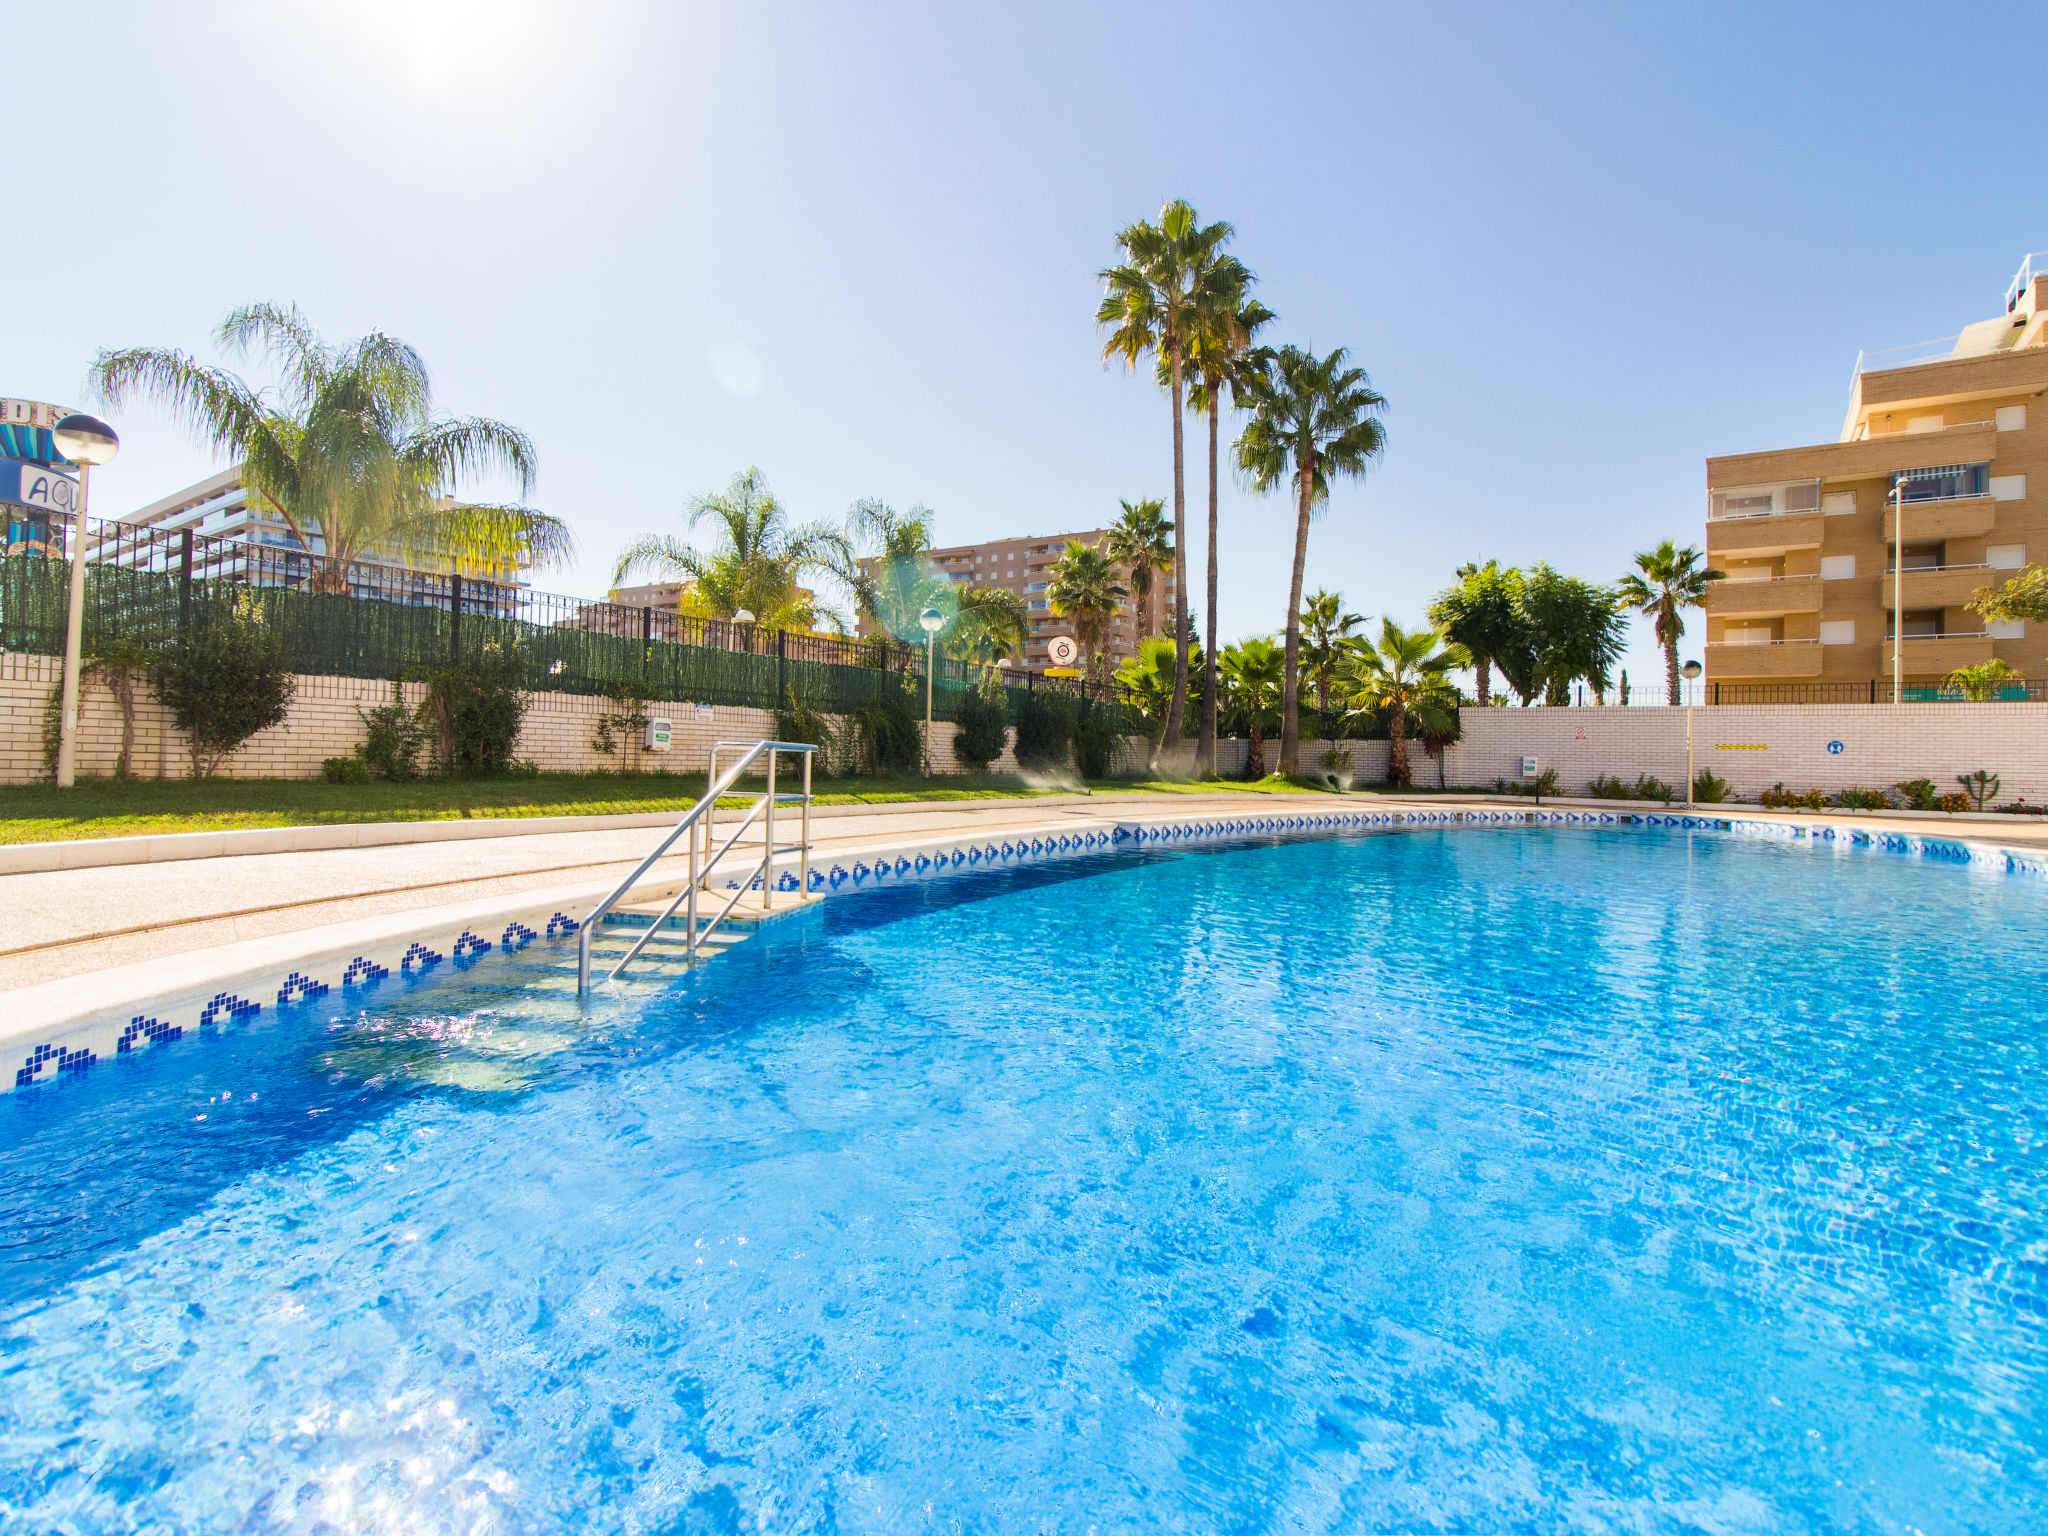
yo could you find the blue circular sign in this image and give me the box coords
[1827,740,1845,755]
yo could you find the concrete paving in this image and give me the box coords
[4,790,2044,994]
[0,794,1300,990]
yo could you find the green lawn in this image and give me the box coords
[0,770,1339,846]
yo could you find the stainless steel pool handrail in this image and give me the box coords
[576,740,816,996]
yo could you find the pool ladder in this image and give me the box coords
[577,739,817,996]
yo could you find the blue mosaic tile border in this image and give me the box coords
[9,806,2042,1095]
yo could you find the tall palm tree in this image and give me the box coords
[1236,344,1388,774]
[1337,620,1467,787]
[1616,541,1724,704]
[1102,497,1172,641]
[1298,588,1363,723]
[1427,561,1530,707]
[1045,539,1127,683]
[1218,636,1285,779]
[1183,283,1275,777]
[614,467,848,631]
[1097,199,1237,760]
[92,303,570,593]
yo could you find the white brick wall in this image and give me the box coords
[1455,704,2048,802]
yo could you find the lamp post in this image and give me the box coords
[1681,659,1703,806]
[50,413,120,789]
[918,607,944,777]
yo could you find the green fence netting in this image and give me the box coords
[0,554,1082,728]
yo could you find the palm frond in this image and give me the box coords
[612,533,703,588]
[215,303,330,410]
[89,347,271,459]
[402,415,537,499]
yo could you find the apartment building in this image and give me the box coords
[859,529,1174,673]
[1704,252,2048,690]
[113,465,529,603]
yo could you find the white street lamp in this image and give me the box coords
[919,606,944,777]
[51,413,119,788]
[1681,659,1703,806]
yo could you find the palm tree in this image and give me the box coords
[1427,561,1529,707]
[614,467,848,631]
[1115,636,1182,749]
[1236,344,1388,774]
[1182,283,1275,778]
[1616,541,1724,704]
[1299,589,1363,724]
[841,496,1027,674]
[1218,636,1285,779]
[1103,497,1172,641]
[1097,199,1237,760]
[1046,539,1127,682]
[1337,620,1467,787]
[1517,564,1629,705]
[92,303,570,593]
[1945,658,2022,700]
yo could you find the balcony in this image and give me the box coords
[1706,510,1823,558]
[1704,639,1823,679]
[1880,564,1997,609]
[1893,634,1996,674]
[1883,496,1998,542]
[1703,574,1821,617]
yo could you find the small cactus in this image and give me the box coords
[1959,770,2001,811]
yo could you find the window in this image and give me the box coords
[1906,415,1944,434]
[1722,625,1774,646]
[1821,491,1857,515]
[1709,480,1820,519]
[1997,405,2028,431]
[1819,556,1856,580]
[1989,619,2027,639]
[1892,463,1988,503]
[1988,543,2027,569]
[1819,621,1856,645]
[1990,474,2027,501]
[1887,610,1944,640]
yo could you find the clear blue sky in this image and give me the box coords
[11,1,2039,685]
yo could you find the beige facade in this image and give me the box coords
[1704,254,2048,689]
[858,529,1175,674]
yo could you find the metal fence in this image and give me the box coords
[0,519,1140,723]
[1520,679,2048,707]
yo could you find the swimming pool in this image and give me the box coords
[4,824,2044,1531]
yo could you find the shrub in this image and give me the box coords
[1759,782,1827,810]
[418,643,528,776]
[590,679,655,771]
[1691,769,1730,804]
[321,756,369,784]
[1829,787,1894,810]
[1893,778,1938,811]
[1012,687,1075,774]
[951,679,1009,774]
[152,591,296,778]
[356,682,429,781]
[847,683,922,777]
[1589,772,1672,802]
[1936,792,1971,815]
[1494,767,1561,799]
[1073,697,1129,779]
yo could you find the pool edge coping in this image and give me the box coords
[7,804,2042,1094]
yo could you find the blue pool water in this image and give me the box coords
[3,826,2045,1532]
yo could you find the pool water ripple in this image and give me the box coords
[2,826,2045,1532]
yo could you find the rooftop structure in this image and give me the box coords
[1704,252,2048,692]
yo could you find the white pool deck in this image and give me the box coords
[5,790,2047,1087]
